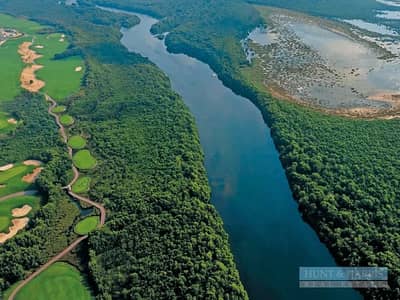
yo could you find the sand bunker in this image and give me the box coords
[12,205,32,218]
[75,66,82,72]
[0,164,14,171]
[23,160,42,167]
[7,118,17,125]
[34,45,44,49]
[19,42,45,93]
[20,64,45,93]
[0,185,5,189]
[0,218,29,244]
[18,42,42,64]
[59,38,64,42]
[22,167,43,183]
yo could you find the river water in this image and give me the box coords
[105,9,361,300]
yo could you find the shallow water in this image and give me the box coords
[105,10,362,300]
[248,13,400,109]
[343,19,398,36]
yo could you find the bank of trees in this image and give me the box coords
[87,1,400,299]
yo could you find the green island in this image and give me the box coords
[68,135,86,150]
[75,216,99,235]
[72,176,91,194]
[73,150,96,170]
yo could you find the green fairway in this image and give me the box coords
[73,150,96,170]
[0,216,9,232]
[52,105,67,113]
[0,38,26,101]
[68,135,87,150]
[14,262,93,300]
[0,13,42,101]
[0,164,36,197]
[0,14,83,101]
[75,216,99,235]
[34,33,84,99]
[72,176,91,193]
[0,195,40,233]
[60,114,74,126]
[0,13,43,34]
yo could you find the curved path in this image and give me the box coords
[0,190,37,203]
[8,95,106,300]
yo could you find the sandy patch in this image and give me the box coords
[23,160,42,167]
[0,164,14,172]
[7,118,17,125]
[75,66,82,72]
[0,218,29,244]
[22,167,43,183]
[34,45,44,49]
[0,185,5,189]
[18,42,45,93]
[12,205,32,218]
[59,38,64,42]
[18,42,42,64]
[20,64,45,93]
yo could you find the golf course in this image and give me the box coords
[5,262,93,300]
[0,11,102,300]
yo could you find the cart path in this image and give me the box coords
[8,95,106,299]
[8,235,88,300]
[0,190,37,202]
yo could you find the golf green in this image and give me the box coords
[75,216,99,235]
[14,262,93,300]
[68,135,87,150]
[60,114,74,126]
[73,150,96,170]
[72,176,91,193]
[52,105,67,113]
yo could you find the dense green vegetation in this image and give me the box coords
[68,135,87,150]
[0,1,248,299]
[0,195,40,232]
[91,0,400,298]
[73,150,96,170]
[0,92,80,295]
[75,216,99,235]
[13,262,92,300]
[72,176,91,193]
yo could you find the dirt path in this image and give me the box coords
[8,95,106,300]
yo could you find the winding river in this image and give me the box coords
[114,10,361,300]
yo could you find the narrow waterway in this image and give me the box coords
[111,10,361,300]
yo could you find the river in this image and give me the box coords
[106,9,361,300]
